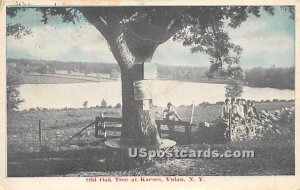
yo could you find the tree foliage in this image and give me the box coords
[83,101,88,108]
[7,70,24,111]
[101,99,107,108]
[7,6,294,78]
[225,79,243,98]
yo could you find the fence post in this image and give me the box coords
[157,123,161,137]
[185,124,191,144]
[38,120,42,145]
[100,113,106,140]
[228,113,231,142]
[95,117,100,138]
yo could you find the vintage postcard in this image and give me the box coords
[0,0,299,189]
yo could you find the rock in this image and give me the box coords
[87,130,91,136]
[70,145,79,149]
[268,115,279,122]
[260,110,269,116]
[199,122,210,128]
[203,122,210,127]
[275,129,281,134]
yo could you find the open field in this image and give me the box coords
[22,73,114,84]
[7,101,295,176]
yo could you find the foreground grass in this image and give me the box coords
[7,101,295,176]
[7,132,294,176]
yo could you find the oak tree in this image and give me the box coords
[7,6,294,147]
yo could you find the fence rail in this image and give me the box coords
[94,116,197,144]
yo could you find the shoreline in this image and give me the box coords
[12,100,295,113]
[19,74,295,90]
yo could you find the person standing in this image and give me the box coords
[221,98,232,119]
[231,98,238,120]
[222,98,232,140]
[251,101,259,118]
[236,99,245,119]
[241,99,248,119]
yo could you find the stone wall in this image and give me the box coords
[197,107,295,143]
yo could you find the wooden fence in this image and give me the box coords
[94,116,197,144]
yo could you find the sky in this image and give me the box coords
[6,7,295,68]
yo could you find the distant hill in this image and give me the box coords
[7,58,295,89]
[245,66,295,90]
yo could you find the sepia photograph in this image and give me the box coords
[2,1,298,187]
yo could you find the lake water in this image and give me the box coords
[18,80,295,110]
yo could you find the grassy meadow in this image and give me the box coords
[7,101,295,176]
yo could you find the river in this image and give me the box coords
[18,80,295,110]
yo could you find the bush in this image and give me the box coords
[215,101,224,105]
[7,70,23,111]
[199,102,211,107]
[83,101,88,108]
[225,79,243,98]
[272,99,279,102]
[115,103,122,108]
[36,65,47,74]
[101,99,107,108]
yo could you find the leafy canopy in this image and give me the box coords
[7,6,294,79]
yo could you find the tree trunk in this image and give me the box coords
[78,10,182,148]
[120,64,161,148]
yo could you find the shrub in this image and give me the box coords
[7,70,24,111]
[225,79,243,98]
[215,101,224,105]
[36,65,47,74]
[199,102,211,107]
[101,99,107,108]
[272,99,279,102]
[83,101,88,108]
[115,103,122,108]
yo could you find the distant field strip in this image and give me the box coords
[23,73,112,84]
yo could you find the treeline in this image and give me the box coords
[7,58,120,74]
[158,65,208,81]
[245,67,295,90]
[7,58,295,89]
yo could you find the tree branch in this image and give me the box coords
[78,8,113,41]
[159,18,184,44]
